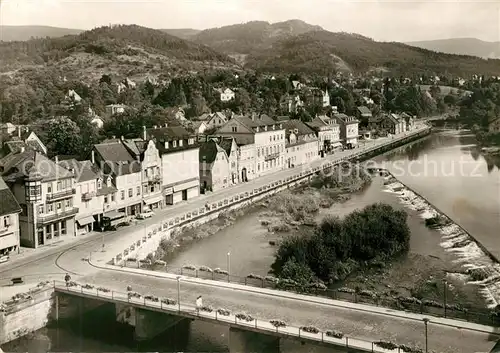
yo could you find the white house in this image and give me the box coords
[199,139,231,192]
[306,115,341,157]
[66,89,82,103]
[218,88,235,102]
[190,121,208,135]
[216,114,285,178]
[122,134,163,210]
[93,139,143,218]
[322,89,330,107]
[335,113,359,149]
[105,104,127,116]
[58,159,103,235]
[219,137,239,185]
[0,177,21,255]
[146,125,200,205]
[282,119,319,168]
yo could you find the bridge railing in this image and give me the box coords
[53,280,426,353]
[126,262,499,328]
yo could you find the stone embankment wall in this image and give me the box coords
[110,127,431,266]
[0,287,54,345]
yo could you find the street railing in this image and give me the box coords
[53,280,429,353]
[111,126,431,267]
[127,261,499,328]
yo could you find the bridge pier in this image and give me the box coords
[115,305,187,341]
[229,327,280,353]
[51,293,107,322]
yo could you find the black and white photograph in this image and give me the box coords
[0,0,499,352]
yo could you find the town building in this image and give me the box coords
[58,158,103,235]
[0,123,16,135]
[282,120,319,168]
[322,89,330,107]
[0,150,77,248]
[280,94,304,114]
[190,121,208,135]
[306,115,341,157]
[335,113,359,149]
[92,139,143,217]
[199,139,231,192]
[390,114,407,134]
[219,137,239,185]
[2,127,48,157]
[217,88,235,102]
[217,114,285,178]
[205,112,228,130]
[146,125,200,205]
[401,112,415,131]
[105,104,127,116]
[356,106,373,125]
[122,133,164,210]
[0,177,21,255]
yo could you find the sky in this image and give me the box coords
[1,0,499,42]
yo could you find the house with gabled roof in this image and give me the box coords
[146,124,200,205]
[206,112,228,129]
[0,149,77,248]
[92,138,143,217]
[306,115,341,157]
[356,106,373,124]
[282,119,319,168]
[199,138,231,192]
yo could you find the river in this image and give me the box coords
[3,129,499,352]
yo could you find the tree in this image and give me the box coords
[153,83,177,107]
[99,74,112,85]
[186,92,209,118]
[175,85,187,107]
[46,117,82,157]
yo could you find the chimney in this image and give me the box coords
[55,156,59,164]
[142,126,147,140]
[91,150,95,164]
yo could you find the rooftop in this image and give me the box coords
[58,159,100,183]
[93,140,141,176]
[0,177,21,217]
[282,119,316,137]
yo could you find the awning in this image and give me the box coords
[76,216,95,226]
[173,180,199,192]
[144,195,163,205]
[104,211,126,221]
[331,142,343,147]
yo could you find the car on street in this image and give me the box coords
[136,209,154,220]
[0,255,10,264]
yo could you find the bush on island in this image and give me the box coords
[269,319,287,328]
[182,264,197,271]
[199,265,213,273]
[97,287,111,293]
[144,295,159,302]
[374,341,399,350]
[246,273,263,280]
[271,203,410,284]
[161,298,177,305]
[214,268,228,275]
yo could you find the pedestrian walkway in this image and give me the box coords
[90,259,500,336]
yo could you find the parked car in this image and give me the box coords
[0,255,9,264]
[136,209,154,220]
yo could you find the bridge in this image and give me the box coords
[5,124,499,352]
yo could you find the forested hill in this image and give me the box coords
[0,25,239,80]
[244,31,500,77]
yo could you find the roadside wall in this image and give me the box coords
[112,127,431,265]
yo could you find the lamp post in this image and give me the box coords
[444,280,448,318]
[423,318,429,353]
[227,252,231,282]
[176,276,181,312]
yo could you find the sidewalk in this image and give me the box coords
[88,126,430,265]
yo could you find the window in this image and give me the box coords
[231,126,237,133]
[47,183,52,193]
[128,188,133,198]
[57,202,61,210]
[47,203,53,212]
[257,149,260,157]
[104,196,108,204]
[61,220,67,235]
[188,138,194,145]
[65,199,71,208]
[269,136,272,142]
[257,163,260,171]
[111,193,115,202]
[54,222,59,237]
[3,216,10,227]
[143,185,148,194]
[150,185,155,193]
[38,205,44,215]
[46,225,52,240]
[107,177,111,187]
[57,181,62,191]
[97,179,102,188]
[172,140,177,147]
[273,135,276,141]
[121,191,125,200]
[179,140,183,147]
[145,169,149,177]
[136,186,140,196]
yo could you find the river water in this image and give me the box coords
[3,129,499,352]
